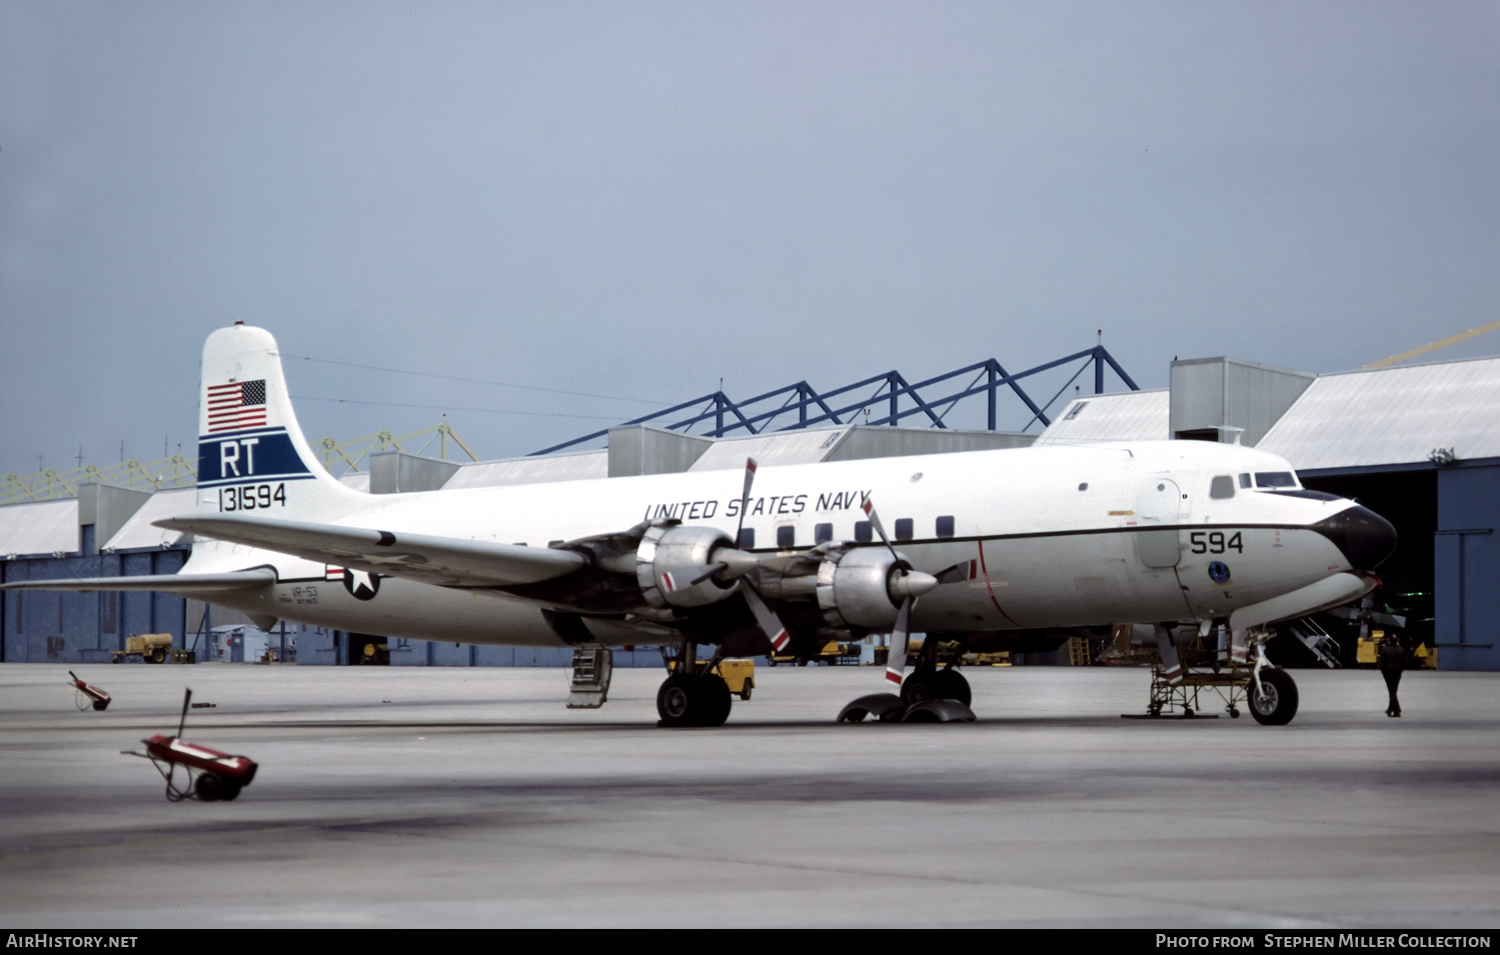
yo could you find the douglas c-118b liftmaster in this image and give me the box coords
[5,324,1397,726]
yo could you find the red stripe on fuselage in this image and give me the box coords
[976,540,1021,627]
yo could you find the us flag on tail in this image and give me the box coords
[207,380,267,432]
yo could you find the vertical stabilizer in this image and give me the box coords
[195,323,364,520]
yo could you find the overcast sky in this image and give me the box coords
[3,1,1498,476]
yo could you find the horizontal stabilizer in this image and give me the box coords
[155,515,589,590]
[0,570,277,594]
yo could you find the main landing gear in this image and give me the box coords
[656,672,733,727]
[656,639,733,728]
[838,663,976,724]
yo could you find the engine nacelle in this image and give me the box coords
[635,524,740,609]
[815,547,906,629]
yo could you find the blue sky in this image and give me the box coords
[3,1,1498,473]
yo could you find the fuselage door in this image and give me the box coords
[1136,477,1184,568]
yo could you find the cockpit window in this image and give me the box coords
[1238,473,1252,489]
[1255,471,1297,488]
[1209,475,1235,499]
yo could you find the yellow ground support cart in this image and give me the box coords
[669,657,755,700]
[111,633,174,664]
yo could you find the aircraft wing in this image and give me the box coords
[154,515,589,589]
[0,570,277,594]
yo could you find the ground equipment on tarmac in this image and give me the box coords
[111,633,174,664]
[1117,623,1303,724]
[667,657,756,701]
[68,671,111,711]
[122,688,258,802]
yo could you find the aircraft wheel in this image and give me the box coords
[700,674,732,726]
[657,674,732,727]
[91,699,108,711]
[657,674,696,726]
[194,773,227,802]
[220,782,243,801]
[900,672,933,704]
[931,669,972,706]
[1247,669,1299,726]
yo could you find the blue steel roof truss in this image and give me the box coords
[531,345,1138,456]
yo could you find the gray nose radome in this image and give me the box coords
[1311,506,1398,571]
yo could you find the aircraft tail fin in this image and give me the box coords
[194,323,365,520]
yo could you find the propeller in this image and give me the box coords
[693,456,788,654]
[742,579,792,654]
[665,458,764,595]
[861,498,938,690]
[733,457,757,550]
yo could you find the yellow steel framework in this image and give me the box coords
[0,422,478,505]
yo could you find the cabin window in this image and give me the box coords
[854,521,873,543]
[815,522,833,544]
[1238,473,1252,489]
[738,528,755,549]
[895,518,914,541]
[1209,475,1236,499]
[1064,402,1088,420]
[936,515,955,538]
[547,540,564,548]
[1255,471,1297,489]
[1077,482,1089,491]
[777,525,796,549]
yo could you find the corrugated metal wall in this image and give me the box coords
[0,549,187,663]
[1436,464,1500,671]
[1170,357,1314,446]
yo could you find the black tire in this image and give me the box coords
[194,773,227,802]
[931,669,972,706]
[656,674,732,727]
[767,657,778,667]
[1248,668,1299,726]
[91,699,108,711]
[699,674,732,726]
[149,649,166,664]
[657,674,697,727]
[220,782,243,801]
[740,682,752,702]
[111,656,121,664]
[900,672,935,705]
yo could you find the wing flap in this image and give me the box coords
[154,515,588,589]
[0,570,276,594]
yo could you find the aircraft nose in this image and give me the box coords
[1311,505,1398,571]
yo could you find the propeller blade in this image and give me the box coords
[741,578,791,654]
[683,562,728,588]
[862,498,904,568]
[733,458,758,549]
[883,596,913,690]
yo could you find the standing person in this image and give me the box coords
[1378,635,1408,717]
